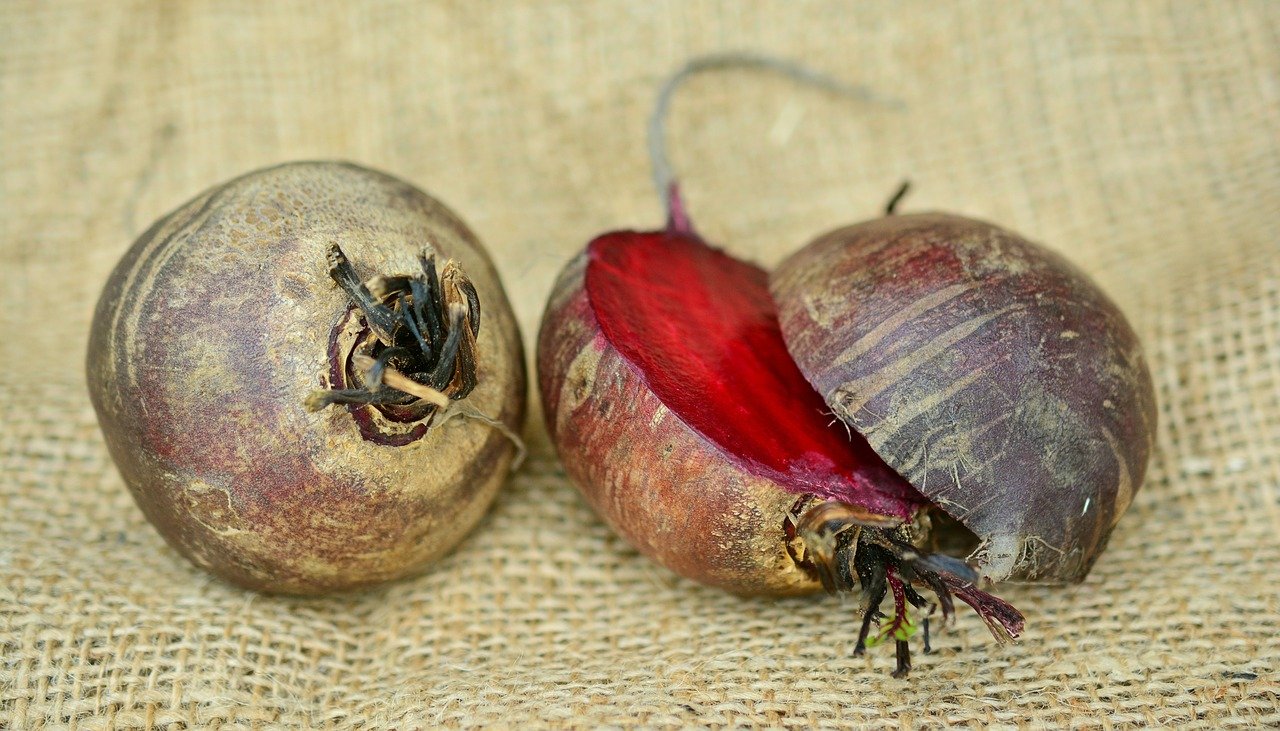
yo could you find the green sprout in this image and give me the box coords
[865,611,919,649]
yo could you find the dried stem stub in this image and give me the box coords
[790,498,1024,678]
[307,243,480,415]
[307,244,524,459]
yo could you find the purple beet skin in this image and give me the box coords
[772,212,1157,583]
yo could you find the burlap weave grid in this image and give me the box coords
[2,2,1277,728]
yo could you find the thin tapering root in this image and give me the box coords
[648,52,906,227]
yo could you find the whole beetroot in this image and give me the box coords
[88,161,526,594]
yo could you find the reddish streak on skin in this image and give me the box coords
[585,226,926,521]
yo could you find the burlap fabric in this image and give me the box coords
[3,2,1277,728]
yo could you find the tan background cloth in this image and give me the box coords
[3,1,1278,727]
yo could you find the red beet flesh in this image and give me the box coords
[586,230,925,521]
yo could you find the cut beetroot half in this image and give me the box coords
[585,226,925,522]
[581,210,1024,673]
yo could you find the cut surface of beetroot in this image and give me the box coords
[585,228,925,520]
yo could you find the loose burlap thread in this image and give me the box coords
[2,2,1278,728]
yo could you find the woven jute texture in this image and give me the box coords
[3,2,1278,728]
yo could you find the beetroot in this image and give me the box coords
[88,162,526,594]
[773,212,1156,583]
[540,190,1026,676]
[537,56,1154,676]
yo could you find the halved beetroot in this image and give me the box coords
[538,194,1028,676]
[541,52,1154,676]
